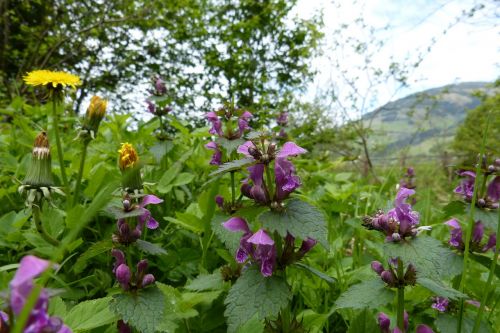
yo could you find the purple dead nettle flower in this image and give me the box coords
[4,255,71,333]
[111,252,155,291]
[222,217,276,277]
[371,259,416,288]
[454,168,499,209]
[399,167,416,191]
[445,219,496,253]
[205,141,222,166]
[378,312,434,333]
[431,296,449,312]
[277,112,288,126]
[363,188,428,242]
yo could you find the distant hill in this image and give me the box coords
[363,82,491,160]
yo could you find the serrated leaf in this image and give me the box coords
[216,137,245,154]
[211,213,242,256]
[441,201,466,220]
[110,286,165,333]
[383,236,462,279]
[185,271,224,291]
[258,199,328,248]
[417,278,466,300]
[334,279,394,309]
[436,313,493,333]
[467,206,498,231]
[105,206,146,219]
[209,157,255,176]
[294,262,337,285]
[136,239,167,256]
[224,267,291,333]
[237,313,264,333]
[471,253,500,279]
[64,296,117,332]
[73,240,113,273]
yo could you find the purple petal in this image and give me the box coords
[377,312,391,333]
[472,221,484,243]
[237,141,256,157]
[298,238,317,255]
[141,195,163,207]
[483,233,496,252]
[247,229,274,245]
[371,261,384,275]
[146,215,159,230]
[445,219,461,229]
[205,141,217,150]
[205,111,218,121]
[57,324,73,333]
[395,187,415,206]
[116,264,131,286]
[10,255,50,289]
[222,217,250,233]
[487,176,500,202]
[416,324,434,333]
[277,142,307,158]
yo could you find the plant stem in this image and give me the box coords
[471,209,500,333]
[457,110,491,333]
[230,171,236,205]
[264,163,274,200]
[396,258,405,331]
[72,141,89,206]
[52,100,68,189]
[33,204,59,246]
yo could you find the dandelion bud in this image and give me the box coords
[118,143,143,192]
[142,274,155,287]
[371,261,384,275]
[23,131,53,188]
[116,264,131,289]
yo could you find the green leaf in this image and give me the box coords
[104,206,146,220]
[211,212,242,256]
[224,267,292,333]
[258,199,328,248]
[216,137,245,154]
[417,278,466,300]
[110,286,165,333]
[64,296,117,332]
[73,240,113,274]
[346,309,379,333]
[468,207,498,231]
[334,279,394,309]
[185,271,224,291]
[236,313,264,333]
[164,212,204,233]
[471,253,500,279]
[383,236,462,279]
[209,157,255,177]
[171,172,195,186]
[436,313,493,333]
[136,239,167,256]
[294,263,337,285]
[440,200,466,220]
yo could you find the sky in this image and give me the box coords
[293,0,499,118]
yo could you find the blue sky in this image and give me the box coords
[294,0,499,117]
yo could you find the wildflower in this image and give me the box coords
[77,96,107,142]
[118,143,139,171]
[454,170,499,209]
[18,132,64,205]
[205,142,222,165]
[154,77,167,95]
[237,111,252,136]
[118,143,142,192]
[23,70,81,89]
[371,259,416,288]
[377,312,433,333]
[222,217,276,277]
[445,219,496,253]
[399,167,416,190]
[206,111,224,137]
[205,107,252,141]
[111,254,155,291]
[277,112,288,126]
[137,195,163,230]
[431,296,449,312]
[5,255,71,333]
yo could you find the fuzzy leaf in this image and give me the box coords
[224,267,291,333]
[73,240,113,273]
[110,286,165,333]
[216,137,246,154]
[185,271,224,291]
[209,157,255,176]
[417,278,466,300]
[136,239,167,256]
[468,206,498,231]
[64,296,117,332]
[105,206,146,219]
[258,199,328,248]
[334,279,394,309]
[383,236,462,279]
[436,313,493,333]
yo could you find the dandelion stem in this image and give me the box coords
[33,204,59,246]
[471,210,500,333]
[457,109,491,333]
[73,141,89,206]
[52,100,68,189]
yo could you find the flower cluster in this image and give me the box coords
[431,296,449,312]
[205,106,252,165]
[399,167,416,190]
[444,219,496,253]
[238,140,307,208]
[371,259,417,288]
[111,250,155,291]
[145,76,172,117]
[454,158,500,209]
[0,256,71,333]
[276,111,288,138]
[222,217,316,277]
[363,188,428,242]
[378,312,433,333]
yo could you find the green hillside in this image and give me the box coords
[364,82,490,159]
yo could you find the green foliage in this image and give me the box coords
[334,279,395,310]
[63,297,118,332]
[224,267,292,332]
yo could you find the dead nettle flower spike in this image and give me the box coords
[371,258,417,288]
[118,142,143,194]
[76,96,107,142]
[444,218,496,253]
[18,131,64,204]
[111,250,155,291]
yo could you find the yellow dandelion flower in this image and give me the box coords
[87,96,108,119]
[118,143,139,170]
[23,70,82,89]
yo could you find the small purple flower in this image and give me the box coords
[445,219,496,253]
[371,261,384,275]
[416,325,434,333]
[155,78,167,95]
[146,100,156,114]
[277,142,307,158]
[138,195,163,230]
[298,237,317,256]
[431,296,449,312]
[215,195,224,208]
[206,111,223,136]
[118,320,132,333]
[238,111,252,135]
[242,164,269,204]
[237,141,257,158]
[277,112,288,126]
[454,171,476,201]
[487,176,500,207]
[275,158,301,201]
[116,264,131,290]
[205,141,222,165]
[377,311,415,333]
